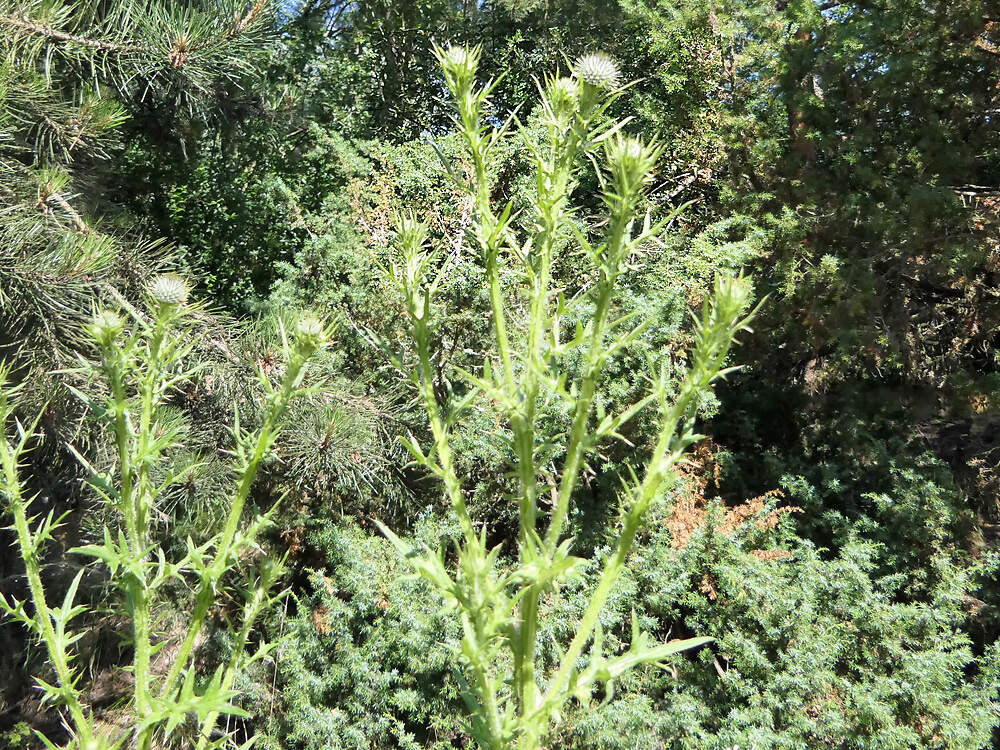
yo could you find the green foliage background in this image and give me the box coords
[2,0,999,747]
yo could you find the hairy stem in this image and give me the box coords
[513,117,582,725]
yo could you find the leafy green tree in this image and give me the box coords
[624,0,1000,564]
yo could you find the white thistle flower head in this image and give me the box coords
[89,309,124,347]
[149,274,189,306]
[296,315,323,339]
[627,139,646,160]
[574,53,620,90]
[442,45,469,69]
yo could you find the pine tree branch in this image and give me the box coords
[0,13,140,54]
[45,189,88,233]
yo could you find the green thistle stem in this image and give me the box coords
[158,350,311,703]
[544,208,629,555]
[513,114,585,724]
[131,312,169,725]
[0,394,93,743]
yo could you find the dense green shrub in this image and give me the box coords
[266,489,1000,749]
[265,518,463,750]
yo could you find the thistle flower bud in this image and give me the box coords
[296,315,323,339]
[573,53,620,90]
[295,315,327,351]
[89,309,124,348]
[605,135,658,193]
[547,76,579,118]
[711,274,753,326]
[148,274,189,306]
[436,44,479,92]
[395,211,428,250]
[613,137,645,162]
[441,45,469,69]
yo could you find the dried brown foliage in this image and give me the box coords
[667,440,801,557]
[313,605,332,634]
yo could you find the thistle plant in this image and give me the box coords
[0,276,327,749]
[376,45,758,749]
